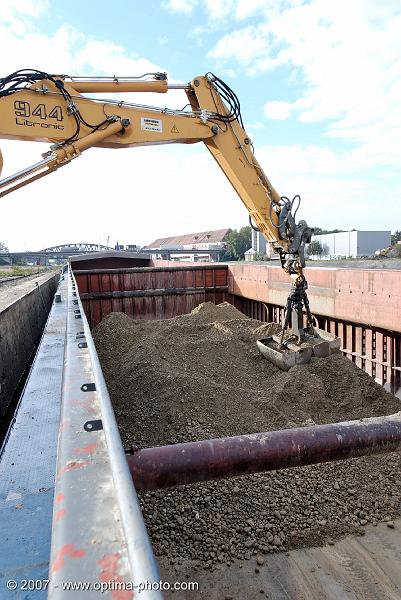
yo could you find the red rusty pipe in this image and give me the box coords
[127,413,401,491]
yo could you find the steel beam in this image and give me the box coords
[127,413,401,491]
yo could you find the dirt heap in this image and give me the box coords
[93,302,401,567]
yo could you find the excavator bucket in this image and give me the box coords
[257,328,340,371]
[257,337,312,371]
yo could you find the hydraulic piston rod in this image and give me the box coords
[127,412,401,491]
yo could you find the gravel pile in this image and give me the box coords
[93,302,401,569]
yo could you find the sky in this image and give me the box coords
[0,0,400,250]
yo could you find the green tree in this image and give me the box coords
[391,230,401,245]
[222,226,252,261]
[0,241,9,252]
[307,240,324,257]
[312,227,344,235]
[321,243,330,256]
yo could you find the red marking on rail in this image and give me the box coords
[73,443,98,454]
[55,508,66,522]
[57,460,90,478]
[55,492,65,503]
[51,544,86,573]
[98,553,133,600]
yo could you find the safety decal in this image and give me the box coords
[141,117,162,132]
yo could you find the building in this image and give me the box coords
[113,244,138,251]
[309,230,391,259]
[145,228,231,262]
[245,230,277,261]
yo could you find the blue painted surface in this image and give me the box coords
[0,280,66,599]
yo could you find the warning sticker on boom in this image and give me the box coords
[141,117,162,132]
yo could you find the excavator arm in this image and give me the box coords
[0,69,336,367]
[0,70,311,273]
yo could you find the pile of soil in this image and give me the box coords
[93,302,401,569]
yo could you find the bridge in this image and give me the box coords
[0,243,115,265]
[0,243,225,265]
[41,243,115,253]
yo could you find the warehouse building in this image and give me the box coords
[309,230,391,259]
[145,228,230,262]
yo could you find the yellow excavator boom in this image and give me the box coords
[0,69,337,368]
[0,71,289,252]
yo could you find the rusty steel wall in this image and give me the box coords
[74,265,228,328]
[228,264,401,334]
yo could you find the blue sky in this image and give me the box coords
[1,0,400,250]
[28,0,331,147]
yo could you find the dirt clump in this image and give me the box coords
[93,302,401,568]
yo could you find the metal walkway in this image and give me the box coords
[0,276,67,599]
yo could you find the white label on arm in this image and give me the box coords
[141,117,162,132]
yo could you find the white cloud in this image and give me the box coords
[163,0,277,22]
[204,0,235,21]
[208,1,401,169]
[0,0,49,35]
[1,0,49,21]
[234,0,275,20]
[163,0,197,14]
[209,26,278,73]
[264,101,292,120]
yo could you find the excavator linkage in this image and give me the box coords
[256,275,340,370]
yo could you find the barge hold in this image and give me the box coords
[0,252,400,599]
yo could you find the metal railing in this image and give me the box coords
[49,267,161,599]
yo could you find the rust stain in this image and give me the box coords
[57,460,91,478]
[55,508,66,522]
[51,544,86,573]
[55,492,65,503]
[98,553,133,600]
[73,443,98,454]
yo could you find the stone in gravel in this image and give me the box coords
[387,521,395,528]
[256,555,265,566]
